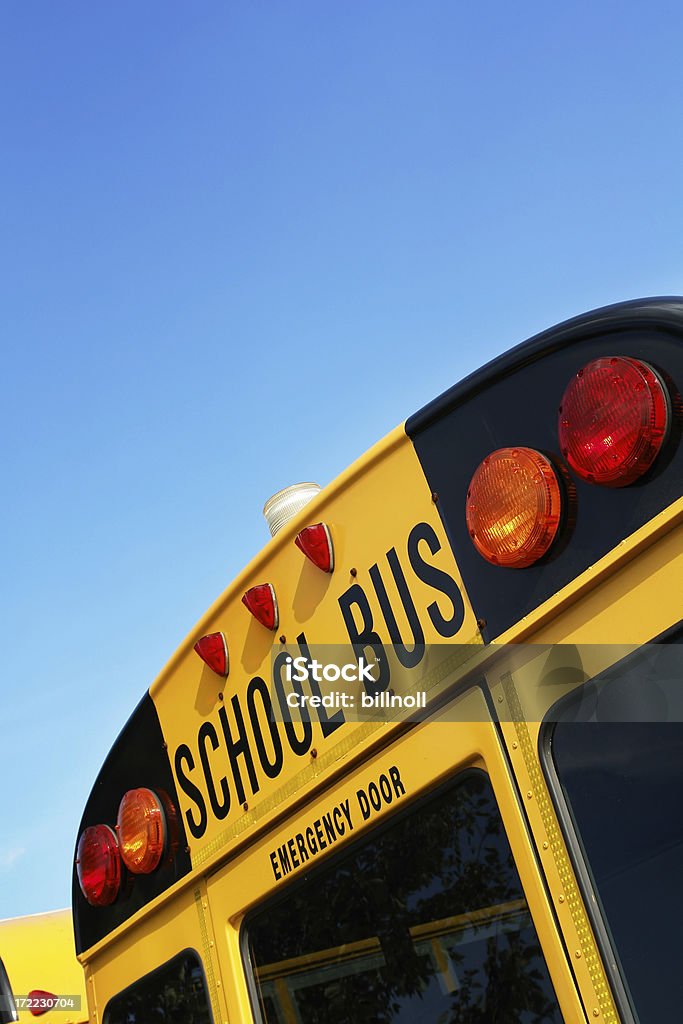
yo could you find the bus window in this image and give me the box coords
[544,633,683,1023]
[0,959,18,1024]
[245,770,562,1024]
[103,951,212,1024]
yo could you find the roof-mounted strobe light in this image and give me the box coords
[242,583,279,630]
[466,447,563,568]
[558,356,670,486]
[76,825,121,907]
[295,523,334,573]
[117,788,166,874]
[194,632,229,676]
[263,483,321,536]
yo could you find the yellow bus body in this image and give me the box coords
[0,911,87,1024]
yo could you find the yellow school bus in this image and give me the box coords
[72,297,682,1024]
[0,911,87,1024]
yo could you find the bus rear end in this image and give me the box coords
[72,298,682,1024]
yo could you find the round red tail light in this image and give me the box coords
[76,825,121,906]
[558,356,669,486]
[466,447,562,568]
[117,788,166,874]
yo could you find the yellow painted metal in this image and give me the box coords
[0,910,87,1024]
[488,501,683,1024]
[84,884,228,1024]
[151,425,481,873]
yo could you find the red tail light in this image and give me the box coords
[194,632,229,676]
[76,825,121,906]
[559,356,670,486]
[242,583,279,630]
[466,447,562,568]
[295,523,334,573]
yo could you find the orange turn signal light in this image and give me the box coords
[466,447,562,568]
[117,788,166,874]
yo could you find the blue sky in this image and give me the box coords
[1,0,682,918]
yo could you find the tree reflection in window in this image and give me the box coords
[104,951,211,1024]
[247,771,562,1023]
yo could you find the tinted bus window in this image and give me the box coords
[0,959,17,1024]
[548,637,683,1022]
[103,951,211,1024]
[246,771,561,1024]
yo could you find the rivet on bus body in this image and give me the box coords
[311,748,318,759]
[218,692,224,702]
[575,950,582,959]
[431,491,438,503]
[592,1010,600,1018]
[350,567,357,577]
[279,635,286,644]
[185,846,190,854]
[243,802,249,812]
[543,841,549,850]
[526,791,533,799]
[512,741,518,749]
[558,894,565,904]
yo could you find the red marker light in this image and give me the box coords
[76,824,121,907]
[194,632,229,676]
[295,523,334,573]
[559,356,670,486]
[28,992,56,1017]
[242,583,279,631]
[466,447,562,568]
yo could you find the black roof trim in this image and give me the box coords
[406,297,683,436]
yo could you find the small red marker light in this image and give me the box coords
[242,583,279,631]
[194,632,229,676]
[28,992,57,1017]
[295,523,334,573]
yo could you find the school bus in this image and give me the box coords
[72,297,682,1024]
[0,911,87,1024]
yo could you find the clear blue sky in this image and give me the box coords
[1,0,681,919]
